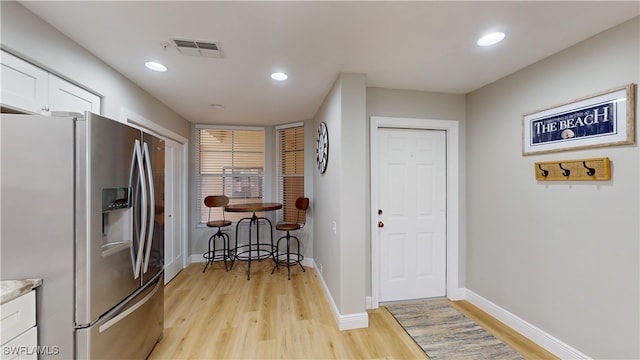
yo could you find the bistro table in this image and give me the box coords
[224,202,282,280]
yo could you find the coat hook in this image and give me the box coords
[558,163,570,176]
[537,164,549,177]
[583,161,596,176]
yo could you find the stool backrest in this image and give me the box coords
[204,195,229,222]
[295,197,309,226]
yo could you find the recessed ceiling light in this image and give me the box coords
[270,72,288,81]
[477,32,505,47]
[145,61,167,72]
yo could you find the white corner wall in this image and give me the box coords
[313,73,368,329]
[466,17,639,359]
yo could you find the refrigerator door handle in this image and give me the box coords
[133,139,148,279]
[142,142,155,273]
[97,277,161,333]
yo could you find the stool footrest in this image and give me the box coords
[273,253,303,266]
[203,250,229,261]
[203,230,232,273]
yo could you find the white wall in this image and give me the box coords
[0,1,190,138]
[466,17,639,359]
[313,73,368,320]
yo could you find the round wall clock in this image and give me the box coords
[316,122,329,174]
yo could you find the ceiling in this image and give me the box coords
[20,1,640,126]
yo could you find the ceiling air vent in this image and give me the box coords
[171,38,223,58]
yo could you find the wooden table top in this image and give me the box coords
[224,202,283,212]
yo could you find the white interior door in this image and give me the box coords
[378,128,446,302]
[164,138,184,283]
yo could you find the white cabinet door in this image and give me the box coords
[0,50,48,114]
[49,75,100,114]
[0,291,37,360]
[1,50,101,115]
[0,291,36,345]
[1,327,37,360]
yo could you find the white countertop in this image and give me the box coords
[0,279,42,305]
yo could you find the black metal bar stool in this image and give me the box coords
[271,197,309,280]
[202,195,233,272]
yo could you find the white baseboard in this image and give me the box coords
[312,260,369,331]
[366,296,373,309]
[463,289,591,360]
[301,257,314,268]
[447,287,466,301]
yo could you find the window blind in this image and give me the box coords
[277,125,304,223]
[197,128,265,223]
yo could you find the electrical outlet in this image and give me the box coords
[320,263,323,274]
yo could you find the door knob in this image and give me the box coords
[378,221,384,228]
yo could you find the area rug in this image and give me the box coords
[385,299,524,360]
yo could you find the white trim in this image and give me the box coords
[196,123,264,131]
[463,289,591,360]
[121,108,188,144]
[165,137,190,274]
[301,257,315,268]
[339,312,370,331]
[313,260,369,331]
[370,116,462,309]
[366,296,373,309]
[275,121,304,130]
[180,142,189,270]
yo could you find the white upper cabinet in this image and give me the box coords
[1,50,49,114]
[1,50,101,115]
[49,75,101,115]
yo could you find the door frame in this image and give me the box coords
[162,137,186,282]
[121,108,189,278]
[370,116,461,309]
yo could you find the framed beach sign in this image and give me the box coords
[522,84,636,155]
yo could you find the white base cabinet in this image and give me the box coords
[1,50,101,115]
[1,291,37,360]
[1,328,37,360]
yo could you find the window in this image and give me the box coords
[197,127,264,223]
[277,124,304,223]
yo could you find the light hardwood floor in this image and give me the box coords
[149,262,557,359]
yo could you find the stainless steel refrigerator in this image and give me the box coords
[1,112,164,359]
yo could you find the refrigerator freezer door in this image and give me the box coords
[76,113,144,325]
[76,272,164,360]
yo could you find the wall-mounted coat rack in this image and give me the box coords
[534,157,610,181]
